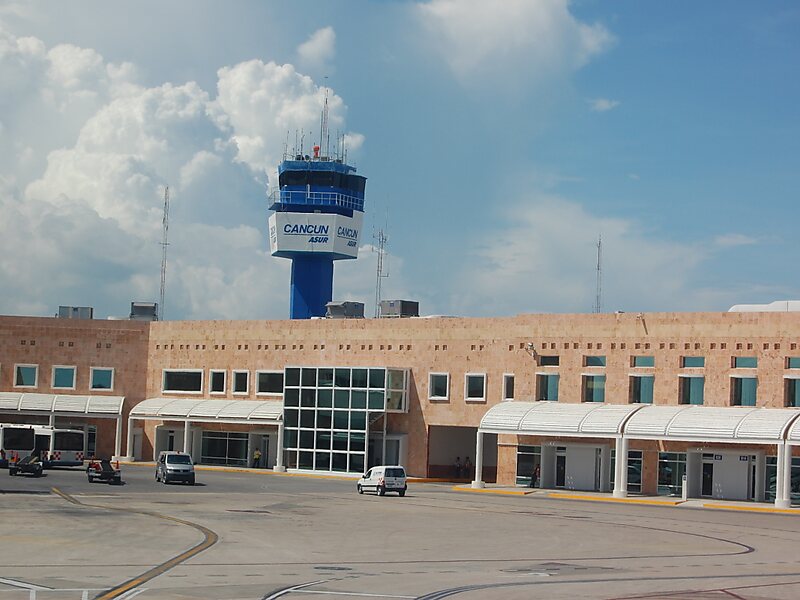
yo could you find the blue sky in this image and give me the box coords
[1,1,798,319]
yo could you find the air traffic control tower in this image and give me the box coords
[268,142,367,319]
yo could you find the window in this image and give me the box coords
[630,375,654,404]
[682,356,705,368]
[257,371,284,395]
[429,373,449,401]
[502,374,515,401]
[632,356,655,368]
[536,374,559,401]
[52,366,76,389]
[539,355,560,367]
[210,370,226,394]
[233,370,249,394]
[14,364,38,387]
[162,370,202,393]
[786,379,800,407]
[584,355,606,367]
[87,425,97,456]
[90,367,114,390]
[465,373,486,402]
[733,356,757,368]
[679,376,704,405]
[787,357,800,369]
[582,375,605,402]
[731,377,757,406]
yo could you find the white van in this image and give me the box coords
[357,465,407,496]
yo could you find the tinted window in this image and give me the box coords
[55,432,84,451]
[4,428,34,450]
[385,468,405,478]
[257,372,284,394]
[539,356,559,366]
[163,371,202,392]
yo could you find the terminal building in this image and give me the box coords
[2,308,800,507]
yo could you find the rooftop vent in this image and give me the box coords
[325,301,365,319]
[379,300,419,318]
[130,302,158,321]
[57,306,94,320]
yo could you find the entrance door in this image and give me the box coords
[702,462,714,497]
[556,453,567,487]
[167,431,175,451]
[384,439,400,465]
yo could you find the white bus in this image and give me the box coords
[0,423,36,466]
[33,426,87,467]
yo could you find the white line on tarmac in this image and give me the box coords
[116,588,148,599]
[0,577,51,591]
[263,580,327,599]
[295,591,416,598]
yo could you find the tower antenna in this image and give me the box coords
[593,234,602,314]
[320,82,330,158]
[373,206,389,318]
[159,185,170,321]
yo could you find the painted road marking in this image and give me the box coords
[263,580,328,599]
[0,577,51,591]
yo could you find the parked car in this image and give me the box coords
[357,465,407,496]
[155,451,195,485]
[87,459,122,484]
[9,455,43,477]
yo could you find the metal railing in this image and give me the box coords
[269,189,364,212]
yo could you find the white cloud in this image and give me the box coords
[714,233,758,248]
[415,0,614,84]
[297,27,336,71]
[589,97,620,112]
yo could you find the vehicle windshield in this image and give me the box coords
[166,454,192,464]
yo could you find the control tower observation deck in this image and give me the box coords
[268,146,367,319]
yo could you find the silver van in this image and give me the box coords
[357,465,407,496]
[155,451,195,485]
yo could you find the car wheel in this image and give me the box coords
[155,471,159,481]
[88,475,93,483]
[162,475,168,485]
[188,477,195,485]
[399,489,406,497]
[357,484,363,494]
[378,485,385,496]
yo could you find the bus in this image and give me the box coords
[33,426,87,467]
[0,423,36,467]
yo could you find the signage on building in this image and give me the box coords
[269,212,362,258]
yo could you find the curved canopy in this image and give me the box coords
[131,398,282,423]
[480,401,800,444]
[625,405,800,443]
[0,392,124,415]
[480,401,644,437]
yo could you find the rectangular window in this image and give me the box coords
[630,375,654,404]
[582,375,605,402]
[787,357,800,369]
[210,370,226,394]
[539,355,560,367]
[233,370,249,394]
[465,373,486,402]
[90,367,114,390]
[162,370,202,393]
[632,356,655,368]
[429,373,449,401]
[536,374,559,401]
[786,379,800,407]
[679,376,705,405]
[503,374,515,401]
[257,371,284,395]
[52,366,76,389]
[733,356,758,368]
[14,364,38,387]
[682,356,705,368]
[731,377,757,406]
[584,355,606,367]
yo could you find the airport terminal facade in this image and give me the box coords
[3,310,800,506]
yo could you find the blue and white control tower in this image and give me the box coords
[268,122,367,319]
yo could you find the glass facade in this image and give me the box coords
[201,431,248,466]
[658,452,686,496]
[630,375,654,404]
[516,445,541,486]
[536,374,559,401]
[731,377,757,406]
[680,376,704,405]
[582,375,605,402]
[283,366,409,474]
[610,449,643,494]
[765,456,800,502]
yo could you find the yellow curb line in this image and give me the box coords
[452,486,534,496]
[546,493,684,506]
[703,503,800,515]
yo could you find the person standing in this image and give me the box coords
[252,447,262,469]
[464,456,473,479]
[530,463,540,488]
[454,456,462,479]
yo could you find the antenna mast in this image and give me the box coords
[593,234,602,314]
[374,213,389,318]
[159,186,170,321]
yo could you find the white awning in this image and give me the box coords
[782,414,800,444]
[625,405,800,444]
[0,392,124,416]
[479,401,644,438]
[131,398,282,424]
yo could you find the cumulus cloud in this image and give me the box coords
[588,97,620,112]
[297,27,336,72]
[0,23,363,320]
[714,233,758,248]
[415,0,614,84]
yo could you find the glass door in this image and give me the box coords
[702,461,714,497]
